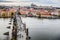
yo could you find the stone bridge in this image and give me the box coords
[11,13,29,40]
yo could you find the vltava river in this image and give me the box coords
[22,17,60,40]
[0,18,13,40]
[0,17,60,40]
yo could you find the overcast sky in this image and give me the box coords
[0,0,60,7]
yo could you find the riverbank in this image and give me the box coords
[0,14,60,19]
[21,15,60,19]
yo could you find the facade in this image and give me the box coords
[0,8,16,18]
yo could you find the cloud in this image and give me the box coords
[0,0,60,7]
[0,0,18,6]
[19,0,60,7]
[0,0,17,2]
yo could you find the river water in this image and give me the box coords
[0,17,60,40]
[0,18,13,40]
[22,17,60,40]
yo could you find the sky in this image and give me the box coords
[0,0,60,7]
